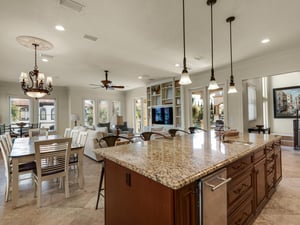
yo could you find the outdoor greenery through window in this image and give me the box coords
[98,100,109,123]
[38,99,56,131]
[10,97,30,124]
[192,93,204,128]
[84,99,95,126]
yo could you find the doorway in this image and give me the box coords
[134,98,147,133]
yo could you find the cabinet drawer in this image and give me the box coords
[228,155,252,177]
[228,170,253,207]
[253,146,265,163]
[228,193,254,225]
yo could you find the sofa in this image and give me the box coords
[96,122,133,135]
[71,126,107,161]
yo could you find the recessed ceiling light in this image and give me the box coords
[41,58,49,62]
[55,25,65,31]
[261,38,270,44]
[175,63,180,67]
[138,76,143,79]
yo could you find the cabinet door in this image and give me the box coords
[105,159,174,225]
[274,145,282,185]
[174,182,198,225]
[254,158,267,213]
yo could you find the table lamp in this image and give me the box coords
[71,113,80,127]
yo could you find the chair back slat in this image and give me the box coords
[70,130,80,144]
[64,128,72,138]
[77,131,88,146]
[0,138,11,176]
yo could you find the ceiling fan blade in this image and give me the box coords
[89,83,101,86]
[91,86,102,89]
[111,85,125,89]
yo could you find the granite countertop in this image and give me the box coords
[93,132,281,190]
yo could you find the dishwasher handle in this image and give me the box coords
[205,176,232,191]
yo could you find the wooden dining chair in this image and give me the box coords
[33,138,72,207]
[95,135,133,209]
[4,132,13,151]
[0,137,36,202]
[168,129,190,137]
[140,131,170,141]
[188,127,207,134]
[69,131,88,173]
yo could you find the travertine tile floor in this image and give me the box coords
[0,146,299,225]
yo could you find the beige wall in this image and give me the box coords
[67,87,126,128]
[183,46,300,134]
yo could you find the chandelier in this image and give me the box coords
[17,36,53,98]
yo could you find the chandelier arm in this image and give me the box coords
[28,71,36,89]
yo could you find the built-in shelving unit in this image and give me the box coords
[146,79,183,128]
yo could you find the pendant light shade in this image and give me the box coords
[179,0,192,85]
[207,0,219,90]
[227,16,237,94]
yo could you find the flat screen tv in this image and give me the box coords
[152,107,173,125]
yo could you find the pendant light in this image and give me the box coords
[207,0,219,90]
[179,0,192,85]
[227,16,238,94]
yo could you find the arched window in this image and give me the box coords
[40,108,47,120]
[51,108,55,120]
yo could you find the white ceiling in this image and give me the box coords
[1,0,300,90]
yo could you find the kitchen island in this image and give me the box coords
[94,132,282,225]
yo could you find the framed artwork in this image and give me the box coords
[273,86,300,118]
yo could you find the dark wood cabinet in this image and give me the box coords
[254,157,266,214]
[274,141,282,185]
[105,159,198,225]
[174,182,198,225]
[227,154,254,223]
[228,192,254,225]
[227,140,282,225]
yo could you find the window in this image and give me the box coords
[40,108,46,120]
[98,100,109,123]
[38,99,56,130]
[84,99,95,126]
[10,97,30,124]
[262,77,268,127]
[112,101,120,117]
[248,85,257,121]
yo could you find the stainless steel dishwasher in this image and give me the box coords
[198,168,231,225]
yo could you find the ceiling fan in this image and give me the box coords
[89,70,125,90]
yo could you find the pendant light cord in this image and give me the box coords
[229,20,233,78]
[182,0,187,68]
[210,2,214,72]
[33,43,38,70]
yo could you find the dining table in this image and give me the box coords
[10,135,85,208]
